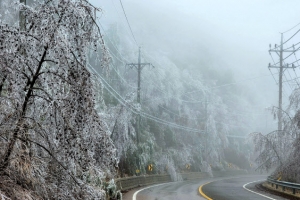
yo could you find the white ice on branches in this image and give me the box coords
[0,0,117,199]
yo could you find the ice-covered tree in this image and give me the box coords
[251,89,300,181]
[0,0,117,199]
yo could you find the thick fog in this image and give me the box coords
[90,0,300,134]
[2,2,300,198]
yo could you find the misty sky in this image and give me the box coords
[91,0,300,129]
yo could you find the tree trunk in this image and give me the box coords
[0,48,47,172]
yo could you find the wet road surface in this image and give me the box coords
[123,175,291,200]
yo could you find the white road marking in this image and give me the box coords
[132,182,172,200]
[243,180,277,200]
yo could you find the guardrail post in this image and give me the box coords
[267,176,300,196]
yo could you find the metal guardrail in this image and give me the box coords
[116,170,248,192]
[116,174,172,191]
[267,176,300,194]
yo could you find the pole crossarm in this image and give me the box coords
[126,63,153,70]
[268,33,300,131]
[125,47,153,145]
[269,49,297,53]
[268,64,296,69]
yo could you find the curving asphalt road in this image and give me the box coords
[123,178,209,200]
[123,175,291,200]
[201,176,289,200]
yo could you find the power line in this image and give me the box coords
[98,20,197,104]
[87,63,205,133]
[292,69,300,87]
[271,45,300,66]
[283,41,300,51]
[96,26,209,106]
[283,72,293,90]
[282,58,295,90]
[293,54,300,85]
[118,0,138,46]
[144,50,278,98]
[96,21,141,90]
[140,50,213,102]
[98,21,130,64]
[270,28,300,51]
[139,69,264,120]
[183,73,277,96]
[99,22,274,115]
[110,0,136,45]
[140,57,208,104]
[290,57,300,65]
[96,22,274,129]
[268,33,298,130]
[136,52,209,104]
[282,29,300,45]
[88,44,137,90]
[93,63,263,135]
[285,61,300,87]
[97,38,282,123]
[282,45,300,61]
[269,69,278,85]
[282,22,300,34]
[269,54,295,95]
[283,76,300,84]
[126,47,154,143]
[269,37,300,88]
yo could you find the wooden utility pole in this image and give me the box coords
[20,0,26,30]
[204,95,208,160]
[126,47,153,144]
[269,33,296,131]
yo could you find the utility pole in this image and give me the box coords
[269,33,296,131]
[20,0,26,30]
[204,95,208,160]
[126,47,153,144]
